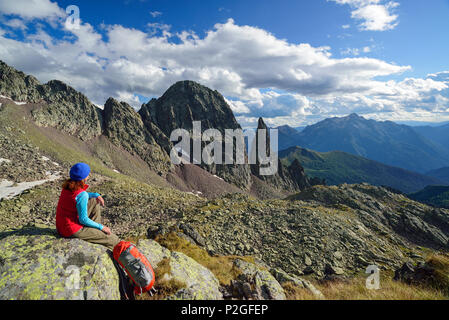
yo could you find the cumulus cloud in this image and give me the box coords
[0,2,447,127]
[330,0,399,31]
[0,0,64,19]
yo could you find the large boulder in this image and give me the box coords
[230,259,286,300]
[0,225,120,300]
[137,239,223,300]
[270,268,325,299]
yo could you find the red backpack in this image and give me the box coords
[113,241,156,296]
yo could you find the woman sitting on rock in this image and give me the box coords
[56,162,120,250]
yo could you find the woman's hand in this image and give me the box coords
[102,226,112,235]
[96,195,105,207]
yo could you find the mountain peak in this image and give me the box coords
[144,79,239,136]
[347,113,362,119]
[164,80,214,96]
[257,117,268,130]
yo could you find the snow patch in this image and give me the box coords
[185,191,202,198]
[0,94,27,105]
[42,156,50,161]
[113,169,120,173]
[0,172,61,200]
[0,158,11,164]
[212,175,224,181]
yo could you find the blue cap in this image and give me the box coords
[70,163,91,181]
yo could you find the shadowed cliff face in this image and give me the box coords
[140,81,240,136]
[0,60,41,102]
[140,80,252,189]
[103,98,172,173]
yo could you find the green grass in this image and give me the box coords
[155,231,255,286]
[137,257,187,300]
[283,273,448,300]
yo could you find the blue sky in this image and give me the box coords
[0,0,448,128]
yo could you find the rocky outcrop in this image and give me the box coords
[140,81,252,189]
[103,98,172,173]
[32,80,104,141]
[394,257,449,294]
[0,225,226,300]
[141,81,240,139]
[270,268,324,299]
[0,226,120,300]
[250,117,310,192]
[0,60,41,102]
[229,259,286,300]
[0,61,103,141]
[287,159,310,190]
[291,184,449,250]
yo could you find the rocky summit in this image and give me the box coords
[0,61,448,300]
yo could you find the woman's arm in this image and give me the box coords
[87,192,100,199]
[75,192,104,230]
[88,192,104,206]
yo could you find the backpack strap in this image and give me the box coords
[109,251,136,300]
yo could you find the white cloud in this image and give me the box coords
[330,0,399,31]
[149,11,162,18]
[0,0,64,19]
[0,3,447,127]
[225,98,251,114]
[116,91,142,106]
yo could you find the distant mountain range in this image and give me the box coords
[276,114,449,174]
[412,124,449,152]
[425,167,449,185]
[279,146,444,193]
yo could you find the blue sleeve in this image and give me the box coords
[88,192,100,199]
[76,192,103,230]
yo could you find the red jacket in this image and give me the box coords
[56,185,89,237]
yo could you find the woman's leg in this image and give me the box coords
[73,199,120,250]
[72,227,120,251]
[87,198,102,223]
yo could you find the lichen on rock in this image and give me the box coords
[0,225,120,300]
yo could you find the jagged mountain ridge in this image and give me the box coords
[0,61,308,196]
[278,113,449,173]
